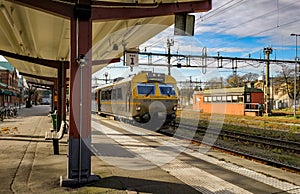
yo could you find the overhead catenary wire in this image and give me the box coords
[214,1,300,35]
[197,0,246,22]
[195,0,300,60]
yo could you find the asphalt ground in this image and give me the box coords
[0,105,299,194]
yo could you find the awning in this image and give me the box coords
[1,89,16,96]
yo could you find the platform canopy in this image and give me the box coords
[0,0,211,86]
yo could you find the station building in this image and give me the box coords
[193,84,264,116]
[0,61,23,107]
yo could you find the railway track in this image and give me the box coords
[96,114,300,172]
[162,122,300,172]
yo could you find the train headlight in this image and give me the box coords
[172,105,177,111]
[136,106,142,111]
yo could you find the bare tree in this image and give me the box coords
[226,74,243,87]
[25,85,37,108]
[204,77,224,89]
[276,64,300,101]
[226,73,259,88]
[242,72,259,82]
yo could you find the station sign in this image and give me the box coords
[126,51,139,66]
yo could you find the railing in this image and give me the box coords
[244,103,263,112]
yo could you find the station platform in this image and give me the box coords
[0,105,299,194]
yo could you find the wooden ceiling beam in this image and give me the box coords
[19,71,56,82]
[92,58,120,66]
[26,81,53,88]
[1,49,120,68]
[91,1,212,21]
[7,0,212,21]
[0,49,69,69]
[27,83,52,90]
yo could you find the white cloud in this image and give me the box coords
[195,0,300,44]
[95,0,300,81]
[208,47,246,53]
[0,55,7,61]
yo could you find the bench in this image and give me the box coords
[45,120,68,140]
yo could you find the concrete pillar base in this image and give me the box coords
[60,174,100,187]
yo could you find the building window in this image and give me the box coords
[246,94,251,103]
[212,96,217,102]
[208,96,212,102]
[117,88,122,100]
[238,96,244,103]
[227,96,232,102]
[232,96,238,103]
[222,96,226,102]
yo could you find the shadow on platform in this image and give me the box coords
[82,176,236,194]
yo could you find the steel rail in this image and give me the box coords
[165,122,300,172]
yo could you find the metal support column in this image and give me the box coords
[290,33,299,118]
[52,79,59,154]
[57,62,67,127]
[61,3,98,186]
[53,62,67,155]
[51,86,55,112]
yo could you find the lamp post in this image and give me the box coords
[167,38,174,76]
[290,33,299,118]
[104,72,108,84]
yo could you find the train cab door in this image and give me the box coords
[98,90,101,112]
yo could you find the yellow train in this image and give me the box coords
[95,71,178,128]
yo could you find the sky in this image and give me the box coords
[92,0,300,87]
[93,0,300,87]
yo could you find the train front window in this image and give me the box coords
[159,84,176,96]
[137,84,156,96]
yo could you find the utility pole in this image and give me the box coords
[167,39,174,76]
[290,33,299,118]
[263,47,273,116]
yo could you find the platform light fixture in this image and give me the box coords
[77,54,87,66]
[113,43,118,51]
[174,13,195,36]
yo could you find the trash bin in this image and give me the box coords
[50,113,57,130]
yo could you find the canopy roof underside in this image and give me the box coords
[0,0,211,85]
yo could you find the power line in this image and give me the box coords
[215,1,300,35]
[198,0,236,19]
[244,18,300,38]
[209,17,300,56]
[197,0,246,22]
[195,0,300,58]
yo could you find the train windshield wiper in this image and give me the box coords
[145,88,154,97]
